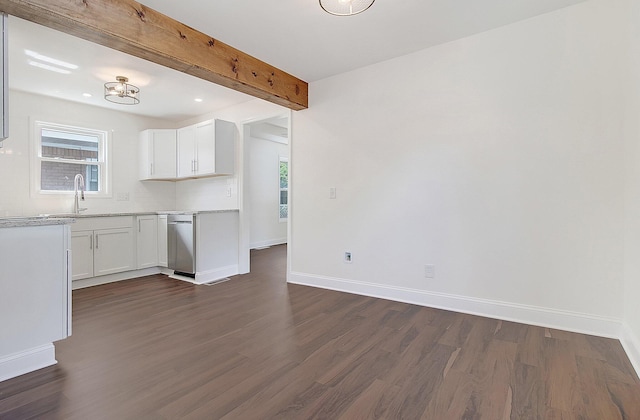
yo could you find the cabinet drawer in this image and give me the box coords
[72,216,134,232]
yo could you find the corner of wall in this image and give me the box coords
[621,322,640,379]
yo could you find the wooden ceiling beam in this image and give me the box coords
[0,0,308,110]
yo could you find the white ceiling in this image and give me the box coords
[8,0,585,121]
[8,16,255,122]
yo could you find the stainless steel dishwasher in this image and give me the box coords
[167,214,196,277]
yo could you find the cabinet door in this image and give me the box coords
[94,228,135,276]
[157,215,168,268]
[71,230,94,281]
[140,129,177,180]
[177,125,196,178]
[136,215,158,269]
[214,119,235,175]
[139,130,152,180]
[151,130,177,179]
[195,120,215,175]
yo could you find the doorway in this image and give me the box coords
[239,113,290,275]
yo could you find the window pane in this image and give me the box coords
[280,190,288,205]
[280,205,288,219]
[279,161,288,189]
[40,162,99,191]
[41,129,99,161]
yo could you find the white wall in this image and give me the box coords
[0,90,176,216]
[622,0,640,374]
[290,0,629,335]
[248,135,288,249]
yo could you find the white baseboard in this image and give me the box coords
[250,238,287,250]
[621,323,640,378]
[72,267,162,290]
[169,265,239,285]
[288,272,622,339]
[0,344,56,382]
[194,265,239,284]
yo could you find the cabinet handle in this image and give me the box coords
[138,219,141,232]
[194,159,198,172]
[95,234,99,249]
[89,234,92,250]
[191,160,195,172]
[150,162,154,175]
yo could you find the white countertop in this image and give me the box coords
[0,217,75,229]
[0,209,239,228]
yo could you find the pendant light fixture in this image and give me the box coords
[104,76,140,105]
[319,0,375,16]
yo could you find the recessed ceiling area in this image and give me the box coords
[250,116,289,144]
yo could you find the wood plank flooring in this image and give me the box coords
[1,244,639,419]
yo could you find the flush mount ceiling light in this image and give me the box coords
[319,0,375,16]
[104,76,140,105]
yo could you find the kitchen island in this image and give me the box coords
[0,217,73,382]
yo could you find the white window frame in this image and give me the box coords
[31,120,111,198]
[279,156,288,222]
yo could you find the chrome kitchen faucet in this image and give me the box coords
[73,173,87,214]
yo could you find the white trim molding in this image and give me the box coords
[288,271,623,339]
[72,267,162,290]
[620,323,640,378]
[169,264,239,285]
[250,238,287,250]
[0,344,56,382]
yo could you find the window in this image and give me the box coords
[279,157,288,221]
[33,121,109,196]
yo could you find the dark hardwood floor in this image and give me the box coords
[1,244,639,419]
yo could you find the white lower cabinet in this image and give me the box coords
[71,230,94,280]
[71,217,135,281]
[157,214,168,267]
[94,228,135,276]
[68,212,238,287]
[136,215,159,269]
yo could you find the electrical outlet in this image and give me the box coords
[344,251,352,263]
[226,187,232,197]
[329,187,337,199]
[425,264,435,278]
[116,192,130,201]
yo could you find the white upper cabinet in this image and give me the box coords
[139,129,177,180]
[177,125,196,178]
[176,119,235,179]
